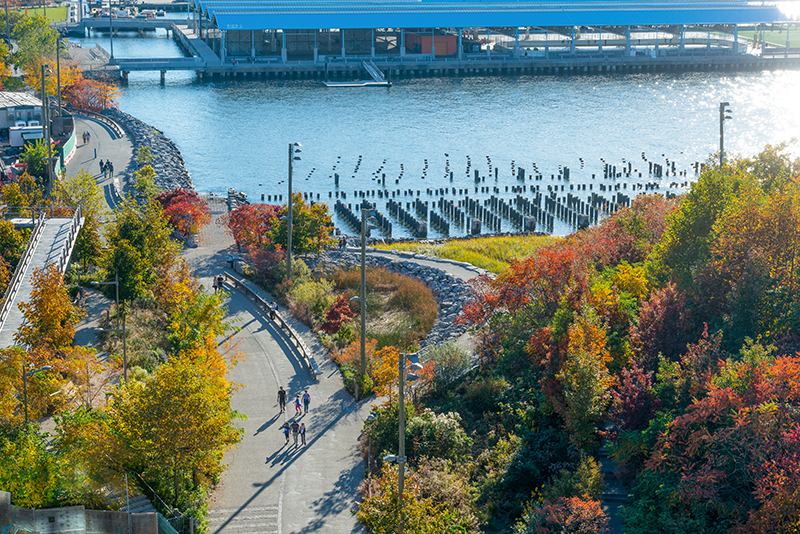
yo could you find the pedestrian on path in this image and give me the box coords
[294,394,302,416]
[212,276,219,293]
[278,386,287,413]
[108,161,114,178]
[99,159,105,175]
[217,274,224,291]
[282,422,290,444]
[299,423,306,446]
[291,420,300,446]
[269,301,277,319]
[302,389,311,414]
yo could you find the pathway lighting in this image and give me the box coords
[287,142,302,281]
[23,365,52,424]
[395,352,424,534]
[92,274,126,383]
[719,101,732,167]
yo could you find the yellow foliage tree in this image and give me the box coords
[15,264,86,352]
[556,308,615,452]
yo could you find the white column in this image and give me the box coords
[598,25,602,53]
[221,30,226,63]
[571,26,576,55]
[314,30,318,62]
[251,30,255,58]
[733,24,738,53]
[625,25,630,56]
[372,29,375,57]
[458,28,462,59]
[282,31,287,62]
[400,28,405,56]
[680,25,685,53]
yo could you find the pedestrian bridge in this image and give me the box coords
[0,208,84,348]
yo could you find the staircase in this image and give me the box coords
[598,443,629,534]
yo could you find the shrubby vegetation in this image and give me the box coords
[356,144,800,534]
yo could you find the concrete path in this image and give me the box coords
[185,199,370,534]
[66,115,134,209]
[0,217,82,348]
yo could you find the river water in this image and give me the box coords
[72,25,800,236]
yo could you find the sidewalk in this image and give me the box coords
[66,115,134,209]
[185,203,370,534]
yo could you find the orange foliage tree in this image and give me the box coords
[222,203,279,249]
[62,75,120,112]
[155,188,212,235]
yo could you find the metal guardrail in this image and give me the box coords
[57,205,83,273]
[223,272,322,378]
[0,213,47,333]
[72,108,125,138]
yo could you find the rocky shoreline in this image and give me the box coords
[304,249,477,349]
[103,108,194,192]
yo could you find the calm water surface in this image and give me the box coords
[72,29,800,236]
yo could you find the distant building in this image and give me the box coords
[0,91,43,131]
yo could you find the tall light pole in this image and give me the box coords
[396,352,423,534]
[287,142,301,281]
[56,36,62,119]
[40,64,53,197]
[719,101,732,167]
[92,274,126,383]
[23,365,52,424]
[350,207,376,401]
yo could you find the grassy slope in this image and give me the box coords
[373,234,559,274]
[16,6,69,23]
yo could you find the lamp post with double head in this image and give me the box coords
[92,274,126,383]
[23,365,52,424]
[719,101,732,167]
[287,142,302,281]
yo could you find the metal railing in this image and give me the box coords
[223,272,322,378]
[57,205,83,273]
[0,213,47,332]
[72,108,125,138]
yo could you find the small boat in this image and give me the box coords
[156,9,165,16]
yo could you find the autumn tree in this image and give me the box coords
[319,294,355,334]
[15,264,86,352]
[2,172,43,216]
[266,193,334,253]
[0,347,26,423]
[223,203,280,249]
[155,188,211,235]
[512,496,608,534]
[108,354,242,507]
[555,308,615,452]
[19,139,49,179]
[0,218,26,267]
[62,76,120,112]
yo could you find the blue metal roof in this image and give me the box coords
[194,0,788,31]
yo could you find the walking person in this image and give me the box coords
[282,422,290,445]
[212,276,219,293]
[290,420,300,446]
[108,161,114,178]
[299,423,306,446]
[302,389,311,414]
[217,275,224,291]
[277,386,287,413]
[294,394,302,416]
[99,159,105,176]
[269,301,277,319]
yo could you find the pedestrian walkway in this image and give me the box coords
[0,215,84,348]
[66,115,134,210]
[184,206,370,534]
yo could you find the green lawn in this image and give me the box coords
[737,27,800,48]
[16,6,69,23]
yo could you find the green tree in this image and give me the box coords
[73,214,102,270]
[267,193,334,253]
[135,145,154,167]
[108,355,242,507]
[133,165,161,202]
[2,172,43,216]
[19,139,49,179]
[0,218,26,266]
[53,169,107,223]
[0,424,66,508]
[102,199,180,302]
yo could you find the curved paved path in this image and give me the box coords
[65,115,134,209]
[185,201,371,534]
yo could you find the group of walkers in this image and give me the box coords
[99,159,114,178]
[277,387,312,448]
[81,131,92,144]
[211,274,225,293]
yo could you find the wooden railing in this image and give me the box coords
[223,272,322,378]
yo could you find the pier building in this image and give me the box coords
[63,0,799,80]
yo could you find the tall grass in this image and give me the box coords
[333,267,438,350]
[374,234,559,274]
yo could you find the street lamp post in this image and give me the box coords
[40,64,53,197]
[92,274,126,383]
[350,208,377,401]
[287,142,302,281]
[719,101,732,167]
[396,352,423,534]
[23,365,52,424]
